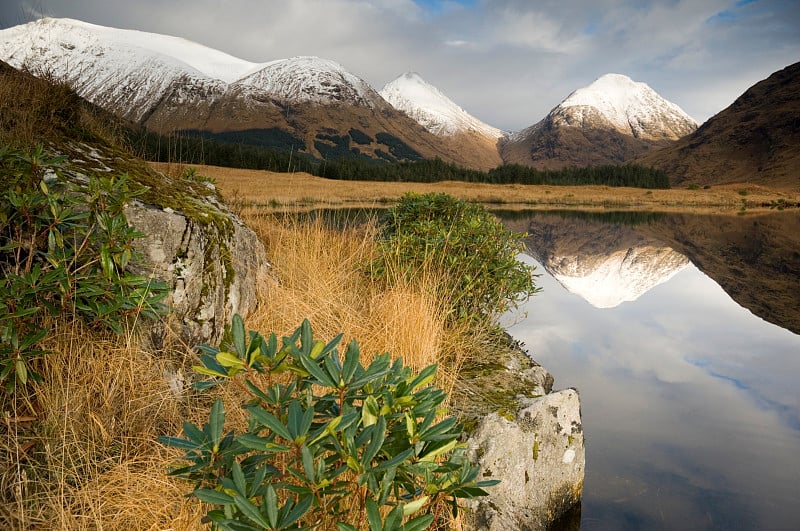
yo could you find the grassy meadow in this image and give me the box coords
[152,162,800,215]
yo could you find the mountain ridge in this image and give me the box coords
[4,16,794,189]
[0,17,506,168]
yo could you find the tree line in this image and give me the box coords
[126,129,670,189]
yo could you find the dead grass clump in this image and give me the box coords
[240,213,482,399]
[0,319,201,530]
[59,456,205,530]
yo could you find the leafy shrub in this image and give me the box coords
[182,166,217,185]
[160,315,496,530]
[373,193,539,324]
[0,145,168,390]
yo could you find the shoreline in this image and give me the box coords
[150,162,800,216]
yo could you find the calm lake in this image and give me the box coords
[497,210,800,531]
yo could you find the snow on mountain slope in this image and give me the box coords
[235,56,381,107]
[380,72,503,138]
[0,18,383,121]
[547,73,697,140]
[0,17,259,82]
[0,18,249,122]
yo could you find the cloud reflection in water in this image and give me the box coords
[505,254,800,530]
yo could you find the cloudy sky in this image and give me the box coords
[1,0,798,131]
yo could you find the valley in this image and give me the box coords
[152,162,800,215]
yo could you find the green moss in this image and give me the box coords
[452,338,544,436]
[497,409,516,422]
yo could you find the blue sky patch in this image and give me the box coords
[414,0,477,13]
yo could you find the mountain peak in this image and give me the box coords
[380,72,503,138]
[555,73,698,139]
[501,73,698,169]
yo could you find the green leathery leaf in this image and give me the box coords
[402,514,435,531]
[194,488,234,506]
[232,461,246,495]
[231,314,246,357]
[402,496,430,517]
[265,484,278,528]
[247,406,292,441]
[208,398,225,451]
[362,395,379,427]
[301,445,315,483]
[283,494,312,528]
[192,365,228,378]
[361,416,386,465]
[15,359,27,385]
[216,351,244,368]
[233,493,269,528]
[310,340,325,360]
[365,498,382,531]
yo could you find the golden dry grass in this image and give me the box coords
[0,320,207,530]
[239,212,479,400]
[0,65,125,150]
[152,162,800,215]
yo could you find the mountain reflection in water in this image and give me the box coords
[497,210,800,531]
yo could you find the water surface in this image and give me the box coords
[499,211,800,530]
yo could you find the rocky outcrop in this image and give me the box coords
[454,342,584,529]
[125,194,266,347]
[467,389,584,530]
[48,135,268,348]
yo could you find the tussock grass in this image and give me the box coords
[1,211,484,529]
[239,211,483,400]
[0,64,124,150]
[0,319,206,529]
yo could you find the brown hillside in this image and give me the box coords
[640,62,800,190]
[0,60,127,149]
[500,116,669,170]
[131,81,502,171]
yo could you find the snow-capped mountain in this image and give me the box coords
[2,17,498,166]
[547,245,690,308]
[502,74,698,169]
[0,18,385,122]
[0,18,258,123]
[380,72,503,139]
[237,56,382,107]
[506,214,690,309]
[544,73,697,141]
